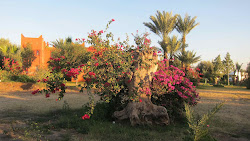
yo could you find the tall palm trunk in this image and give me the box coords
[164,52,169,67]
[181,35,186,53]
[181,34,186,68]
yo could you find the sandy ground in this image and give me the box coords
[0,83,250,141]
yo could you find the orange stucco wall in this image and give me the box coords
[21,34,54,73]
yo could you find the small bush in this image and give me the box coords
[0,69,35,82]
[213,84,224,87]
[10,74,35,83]
[185,102,224,141]
[0,70,11,81]
[245,78,250,89]
[32,68,53,81]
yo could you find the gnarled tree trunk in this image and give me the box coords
[114,50,169,126]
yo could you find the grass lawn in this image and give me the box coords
[0,82,249,141]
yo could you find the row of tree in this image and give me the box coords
[196,52,244,85]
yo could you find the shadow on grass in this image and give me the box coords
[20,83,35,90]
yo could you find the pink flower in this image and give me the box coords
[32,89,39,95]
[153,52,157,56]
[139,99,142,102]
[104,82,110,87]
[61,83,65,87]
[42,78,47,82]
[82,114,90,120]
[46,93,50,98]
[88,72,95,76]
[85,78,92,83]
[207,125,209,127]
[106,63,108,65]
[61,56,65,59]
[61,69,67,73]
[76,38,78,41]
[112,19,115,21]
[37,80,41,82]
[94,63,99,67]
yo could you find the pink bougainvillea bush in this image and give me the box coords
[2,57,22,75]
[151,60,199,121]
[33,19,157,119]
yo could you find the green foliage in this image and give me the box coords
[223,52,234,85]
[0,70,10,81]
[197,61,214,81]
[212,55,223,80]
[0,38,22,68]
[172,58,182,68]
[245,63,250,89]
[10,74,35,83]
[184,102,224,141]
[51,37,91,70]
[166,35,181,62]
[32,68,53,81]
[176,50,201,67]
[0,42,21,62]
[176,14,199,54]
[0,69,35,82]
[21,44,36,71]
[176,14,199,69]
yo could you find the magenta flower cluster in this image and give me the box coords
[152,60,199,105]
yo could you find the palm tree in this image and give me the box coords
[0,45,8,56]
[176,14,199,54]
[176,50,201,67]
[166,35,181,65]
[52,37,74,48]
[176,14,199,67]
[0,45,20,60]
[235,62,243,84]
[144,11,178,59]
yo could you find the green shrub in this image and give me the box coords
[212,84,224,87]
[0,70,11,81]
[0,69,35,82]
[32,68,53,81]
[10,74,35,83]
[184,102,224,141]
[245,78,250,89]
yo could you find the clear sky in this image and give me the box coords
[0,0,249,69]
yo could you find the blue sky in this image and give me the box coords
[0,0,249,69]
